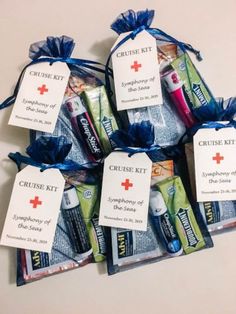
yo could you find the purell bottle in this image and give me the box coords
[159,43,196,128]
[161,69,196,128]
[61,185,93,261]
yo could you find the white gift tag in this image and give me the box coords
[111,30,163,111]
[9,62,70,133]
[0,166,65,252]
[193,127,236,202]
[99,151,152,231]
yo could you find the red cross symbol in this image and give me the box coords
[212,152,224,164]
[37,84,48,95]
[131,61,142,72]
[121,179,133,191]
[29,196,42,208]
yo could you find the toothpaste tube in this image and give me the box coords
[65,96,103,161]
[81,86,119,154]
[149,190,183,256]
[161,69,196,128]
[157,176,206,254]
[171,53,217,109]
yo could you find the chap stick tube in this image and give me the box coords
[81,86,119,154]
[149,190,183,256]
[61,185,92,259]
[157,176,205,254]
[66,96,103,161]
[161,69,196,128]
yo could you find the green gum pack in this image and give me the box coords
[76,183,98,220]
[157,176,205,254]
[171,53,216,109]
[81,86,119,154]
[76,183,106,262]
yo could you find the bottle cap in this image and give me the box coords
[66,96,86,118]
[162,69,183,92]
[61,186,80,209]
[149,190,167,216]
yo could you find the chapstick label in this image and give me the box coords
[99,151,152,231]
[9,62,70,133]
[0,166,65,252]
[194,127,236,202]
[111,30,163,111]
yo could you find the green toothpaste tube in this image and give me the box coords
[76,183,106,262]
[171,53,216,110]
[81,86,119,154]
[157,176,205,254]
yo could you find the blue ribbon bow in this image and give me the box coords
[111,121,159,156]
[111,10,202,60]
[179,98,236,140]
[9,136,97,172]
[0,35,112,110]
[192,97,236,122]
[111,9,155,34]
[111,121,184,162]
[188,120,236,138]
[29,35,75,60]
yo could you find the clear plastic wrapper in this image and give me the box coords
[31,64,104,164]
[127,87,186,146]
[16,212,89,285]
[10,135,105,285]
[110,9,218,138]
[106,220,166,275]
[198,201,236,233]
[16,176,106,285]
[105,151,213,275]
